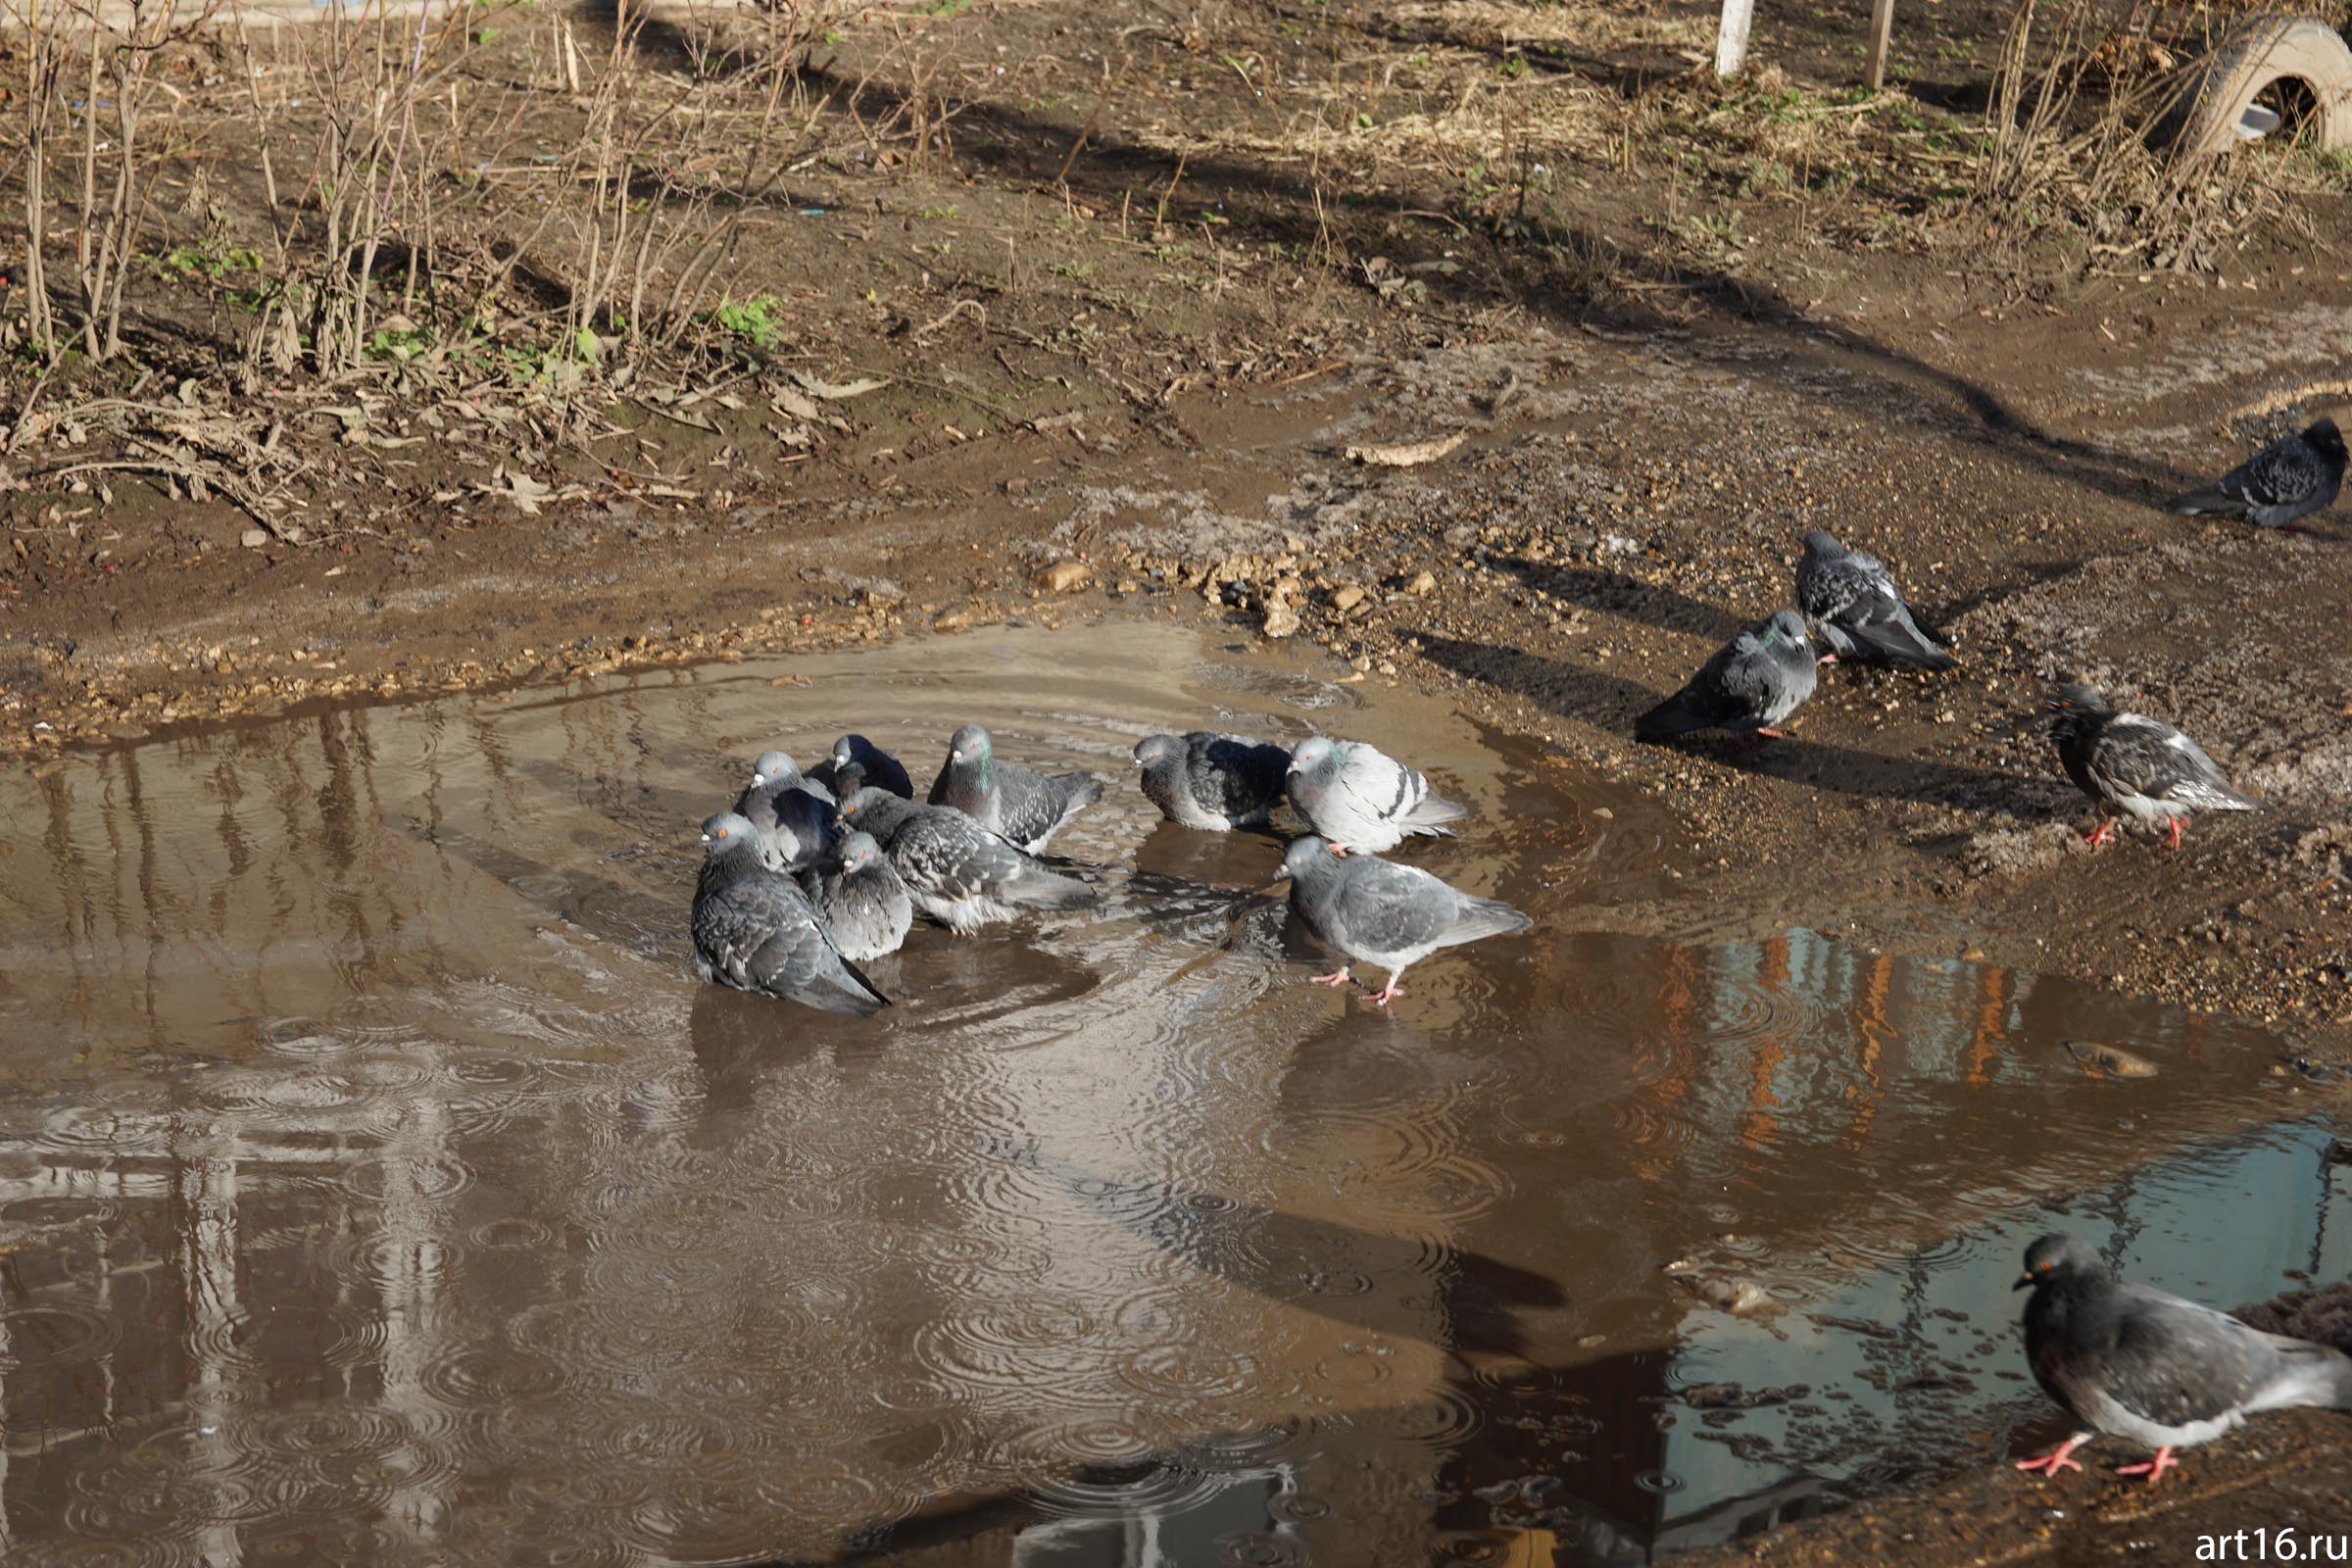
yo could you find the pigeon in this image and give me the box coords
[1794,531,1958,671]
[1276,835,1531,1007]
[690,811,887,1016]
[1284,735,1468,856]
[732,751,838,872]
[2013,1231,2352,1486]
[927,723,1104,853]
[810,734,913,800]
[1133,731,1292,831]
[2046,684,2260,849]
[808,829,913,961]
[839,785,1098,934]
[2167,417,2346,530]
[1635,610,1818,744]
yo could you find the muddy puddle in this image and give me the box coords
[0,619,2336,1566]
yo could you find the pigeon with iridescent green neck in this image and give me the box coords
[926,723,1103,853]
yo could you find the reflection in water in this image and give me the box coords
[0,622,2328,1566]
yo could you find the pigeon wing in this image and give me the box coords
[2091,716,2257,809]
[1323,858,1456,957]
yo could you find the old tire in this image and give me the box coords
[2165,17,2352,160]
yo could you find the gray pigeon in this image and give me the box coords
[810,734,913,800]
[1635,610,1818,743]
[1284,735,1467,856]
[1795,531,1957,671]
[1134,731,1292,831]
[2014,1231,2352,1485]
[1276,835,1531,1007]
[2167,417,2346,530]
[927,723,1104,853]
[839,785,1098,934]
[2046,685,2260,849]
[732,751,838,872]
[690,811,887,1016]
[809,829,913,961]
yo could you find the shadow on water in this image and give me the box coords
[0,620,2336,1567]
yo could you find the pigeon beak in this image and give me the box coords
[2012,1272,2034,1292]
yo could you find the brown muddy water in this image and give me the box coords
[0,620,2341,1567]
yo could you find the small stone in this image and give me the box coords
[240,528,269,549]
[1404,569,1438,596]
[1332,584,1366,612]
[932,608,973,633]
[1262,601,1300,639]
[1036,560,1093,593]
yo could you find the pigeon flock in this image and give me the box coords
[1640,526,2266,851]
[681,420,2341,1491]
[690,721,1529,1016]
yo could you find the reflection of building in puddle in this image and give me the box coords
[1008,1465,1299,1567]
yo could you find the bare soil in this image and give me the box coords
[7,0,2352,1545]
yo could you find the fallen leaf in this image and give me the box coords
[1346,431,1468,467]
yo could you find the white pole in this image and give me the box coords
[1716,0,1753,76]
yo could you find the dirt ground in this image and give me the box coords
[8,0,2352,1549]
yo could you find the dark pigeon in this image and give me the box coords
[810,734,913,800]
[1635,610,1818,743]
[1276,835,1531,1007]
[1133,731,1292,831]
[927,723,1104,853]
[2013,1231,2352,1485]
[732,751,838,872]
[2168,417,2346,530]
[690,811,887,1016]
[2047,684,2260,849]
[1795,530,1957,671]
[809,829,913,961]
[839,785,1098,934]
[1284,735,1467,856]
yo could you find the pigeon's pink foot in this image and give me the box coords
[1816,654,1839,666]
[1310,969,1353,988]
[2016,1434,2090,1477]
[1753,726,1786,740]
[1369,979,1404,1007]
[2167,817,2185,850]
[2115,1447,2178,1485]
[2083,820,2117,847]
[1326,842,1351,858]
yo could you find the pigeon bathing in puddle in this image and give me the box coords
[2045,684,2260,849]
[928,723,1105,854]
[733,752,839,873]
[1635,610,1818,744]
[690,811,887,1016]
[2167,417,2346,530]
[1794,530,1958,671]
[1134,731,1293,831]
[811,733,913,800]
[808,829,914,962]
[839,785,1098,934]
[1276,835,1531,1007]
[2013,1232,2352,1486]
[1284,735,1468,856]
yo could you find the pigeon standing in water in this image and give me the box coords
[839,785,1098,934]
[928,723,1105,853]
[733,752,838,872]
[809,829,914,961]
[1276,835,1531,1006]
[1635,610,1819,743]
[690,811,887,1016]
[2167,417,2346,530]
[2046,684,2260,849]
[2013,1232,2352,1485]
[810,734,913,800]
[1133,731,1293,831]
[1284,735,1467,856]
[1794,531,1958,671]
